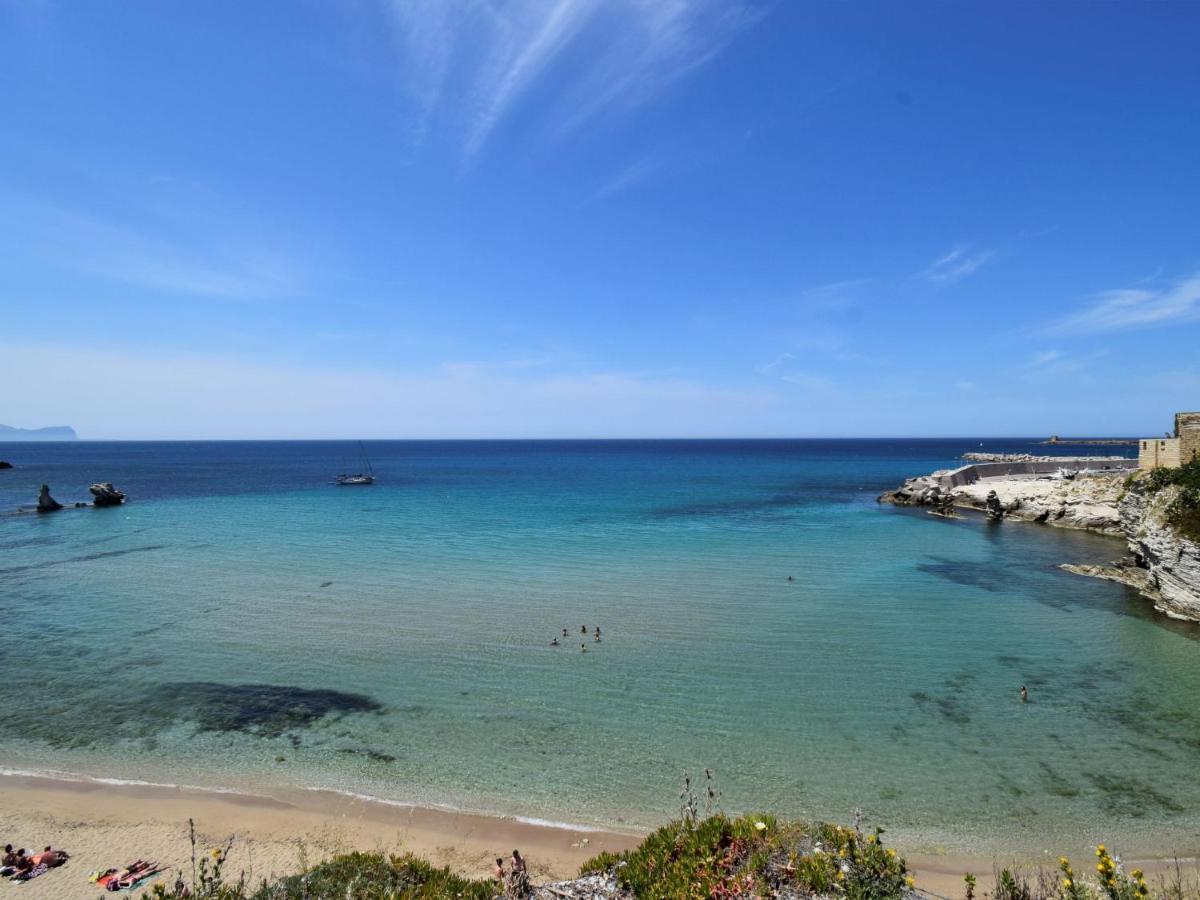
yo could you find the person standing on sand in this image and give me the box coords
[507,850,530,897]
[493,857,505,883]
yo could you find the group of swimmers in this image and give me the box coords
[549,624,602,651]
[1,844,70,882]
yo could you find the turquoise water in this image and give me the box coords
[2,440,1199,854]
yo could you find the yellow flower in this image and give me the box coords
[1096,845,1106,854]
[1131,869,1144,879]
[210,848,222,860]
[905,876,916,888]
[1059,857,1070,866]
[1063,878,1073,888]
[886,848,896,858]
[866,834,877,844]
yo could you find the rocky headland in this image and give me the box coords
[1062,474,1200,622]
[880,457,1200,622]
[878,461,1134,534]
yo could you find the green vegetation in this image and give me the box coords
[136,815,1200,899]
[1144,458,1200,542]
[580,813,913,899]
[144,849,495,899]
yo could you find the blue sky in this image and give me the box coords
[2,1,1198,439]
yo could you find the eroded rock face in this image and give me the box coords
[878,470,1125,534]
[37,484,62,512]
[1120,483,1200,622]
[89,482,126,506]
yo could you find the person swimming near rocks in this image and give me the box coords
[1020,685,1029,703]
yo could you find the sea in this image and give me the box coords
[2,439,1198,855]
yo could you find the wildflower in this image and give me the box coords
[1059,857,1070,866]
[1063,879,1073,888]
[211,848,222,860]
[1096,845,1106,855]
[905,876,916,888]
[754,821,767,832]
[886,848,896,859]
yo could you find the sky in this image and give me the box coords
[1,1,1199,440]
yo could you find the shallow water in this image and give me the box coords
[2,440,1198,853]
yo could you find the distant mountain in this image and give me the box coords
[0,424,78,441]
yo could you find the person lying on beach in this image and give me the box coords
[93,860,159,891]
[31,846,69,867]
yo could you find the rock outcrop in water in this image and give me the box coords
[878,468,1127,534]
[37,484,63,512]
[881,459,1200,622]
[89,482,126,506]
[0,460,12,469]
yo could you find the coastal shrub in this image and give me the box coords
[1143,459,1200,542]
[143,850,497,899]
[580,814,913,899]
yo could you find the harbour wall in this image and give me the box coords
[932,458,1138,489]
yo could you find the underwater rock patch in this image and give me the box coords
[155,682,383,738]
[916,557,1007,593]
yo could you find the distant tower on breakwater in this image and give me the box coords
[1139,412,1200,469]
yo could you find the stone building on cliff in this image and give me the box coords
[1139,412,1200,469]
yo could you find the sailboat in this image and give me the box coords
[335,441,376,486]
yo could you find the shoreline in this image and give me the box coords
[0,771,639,900]
[3,772,1199,900]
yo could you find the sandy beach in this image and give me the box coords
[0,773,639,899]
[2,772,1199,898]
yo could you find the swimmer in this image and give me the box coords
[550,638,559,646]
[1020,685,1029,703]
[581,643,587,652]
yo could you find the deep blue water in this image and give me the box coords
[3,439,1198,855]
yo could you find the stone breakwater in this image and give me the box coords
[877,458,1138,535]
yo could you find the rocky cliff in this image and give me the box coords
[1116,482,1200,621]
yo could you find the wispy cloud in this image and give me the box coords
[0,188,305,301]
[1048,272,1200,334]
[594,148,671,199]
[1016,348,1105,380]
[0,340,774,439]
[920,245,993,284]
[384,0,760,164]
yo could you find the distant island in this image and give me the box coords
[0,424,78,441]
